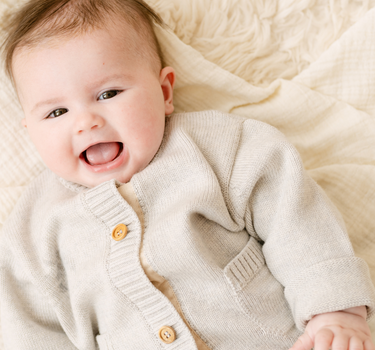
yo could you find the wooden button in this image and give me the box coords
[158,326,176,344]
[111,224,128,241]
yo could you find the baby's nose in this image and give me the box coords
[74,111,104,134]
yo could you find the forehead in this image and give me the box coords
[12,14,158,81]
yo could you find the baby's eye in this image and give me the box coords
[48,108,68,118]
[99,90,120,100]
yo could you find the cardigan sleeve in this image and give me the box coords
[235,119,375,331]
[0,237,79,350]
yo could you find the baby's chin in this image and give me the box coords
[55,157,147,188]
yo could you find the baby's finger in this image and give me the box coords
[289,333,314,350]
[330,333,350,350]
[348,336,363,350]
[313,328,334,350]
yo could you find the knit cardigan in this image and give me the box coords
[1,110,374,350]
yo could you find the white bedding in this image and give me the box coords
[1,0,375,346]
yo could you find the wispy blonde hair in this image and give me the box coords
[1,0,166,82]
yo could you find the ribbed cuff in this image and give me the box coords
[285,257,375,331]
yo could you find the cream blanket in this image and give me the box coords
[1,0,375,346]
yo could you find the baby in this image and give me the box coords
[1,0,375,349]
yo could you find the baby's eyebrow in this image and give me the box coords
[31,98,62,115]
[92,73,135,89]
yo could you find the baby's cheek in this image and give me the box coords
[34,139,71,174]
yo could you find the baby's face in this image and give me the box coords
[13,20,175,188]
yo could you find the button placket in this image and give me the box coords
[85,181,196,349]
[84,181,197,349]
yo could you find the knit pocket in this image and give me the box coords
[224,236,265,291]
[224,237,296,335]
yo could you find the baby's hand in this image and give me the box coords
[289,306,375,350]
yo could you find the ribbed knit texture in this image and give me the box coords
[1,111,375,349]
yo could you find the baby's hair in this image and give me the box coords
[1,0,166,83]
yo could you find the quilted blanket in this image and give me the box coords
[1,0,375,346]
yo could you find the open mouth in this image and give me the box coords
[81,142,124,166]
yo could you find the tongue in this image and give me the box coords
[85,142,120,166]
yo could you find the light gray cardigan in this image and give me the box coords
[1,111,374,350]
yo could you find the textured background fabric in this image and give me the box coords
[1,0,375,346]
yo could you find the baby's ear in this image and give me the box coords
[21,118,27,128]
[159,66,175,115]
